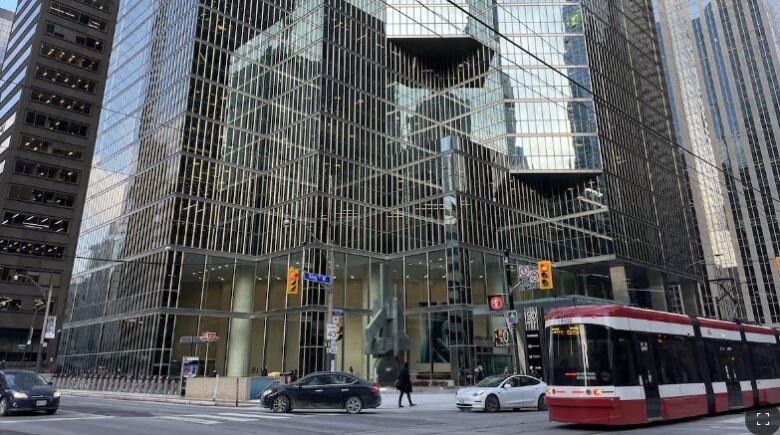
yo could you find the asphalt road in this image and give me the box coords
[0,393,757,435]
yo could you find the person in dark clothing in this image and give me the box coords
[396,362,414,407]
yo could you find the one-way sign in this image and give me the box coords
[303,271,332,285]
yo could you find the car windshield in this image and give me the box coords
[474,376,506,388]
[5,371,48,389]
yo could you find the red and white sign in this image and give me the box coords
[200,331,219,343]
[488,295,504,311]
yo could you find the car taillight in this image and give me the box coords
[369,384,380,394]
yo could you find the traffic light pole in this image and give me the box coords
[35,284,53,372]
[324,173,335,372]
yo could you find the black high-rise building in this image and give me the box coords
[0,0,117,368]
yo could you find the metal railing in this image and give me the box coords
[51,374,180,395]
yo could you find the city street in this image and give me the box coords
[0,393,755,435]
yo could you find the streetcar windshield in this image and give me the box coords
[548,324,614,386]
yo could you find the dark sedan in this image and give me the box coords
[262,371,381,414]
[0,370,60,416]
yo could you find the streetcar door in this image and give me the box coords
[724,350,743,409]
[636,333,662,420]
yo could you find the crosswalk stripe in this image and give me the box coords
[194,415,256,422]
[160,416,219,425]
[217,412,290,419]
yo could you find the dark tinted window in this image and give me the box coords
[331,374,357,384]
[705,339,750,382]
[548,324,612,386]
[299,374,331,386]
[521,376,540,386]
[750,343,780,379]
[655,333,701,384]
[5,371,48,388]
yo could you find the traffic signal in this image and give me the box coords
[286,267,300,295]
[538,260,553,290]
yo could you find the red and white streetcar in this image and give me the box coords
[545,305,780,425]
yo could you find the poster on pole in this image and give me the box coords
[44,315,56,339]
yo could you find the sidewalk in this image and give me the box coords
[60,387,457,408]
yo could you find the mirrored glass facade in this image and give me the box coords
[58,0,701,382]
[657,0,780,325]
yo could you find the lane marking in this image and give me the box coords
[0,416,113,424]
[159,416,219,425]
[195,415,256,422]
[217,412,290,419]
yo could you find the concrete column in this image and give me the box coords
[227,262,255,377]
[648,270,667,311]
[609,265,630,304]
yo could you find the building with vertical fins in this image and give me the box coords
[58,0,701,383]
[0,0,116,368]
[656,0,780,325]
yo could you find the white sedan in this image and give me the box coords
[455,374,547,412]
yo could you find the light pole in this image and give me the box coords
[15,274,53,372]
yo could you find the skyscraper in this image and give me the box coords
[58,0,700,382]
[0,0,116,368]
[656,0,780,325]
[0,8,15,64]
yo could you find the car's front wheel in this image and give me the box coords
[271,395,291,413]
[484,395,500,413]
[537,394,547,411]
[345,396,363,414]
[0,397,9,417]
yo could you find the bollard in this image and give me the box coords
[213,374,219,401]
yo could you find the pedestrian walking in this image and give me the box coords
[348,366,354,374]
[474,364,484,382]
[396,362,415,408]
[503,366,510,376]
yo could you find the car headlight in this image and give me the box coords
[472,390,484,397]
[53,390,61,399]
[12,391,28,400]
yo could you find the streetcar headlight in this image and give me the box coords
[593,388,602,396]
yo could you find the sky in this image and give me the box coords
[0,0,14,12]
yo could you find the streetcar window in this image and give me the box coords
[548,324,614,386]
[612,329,638,386]
[749,343,780,379]
[705,339,750,382]
[655,334,701,384]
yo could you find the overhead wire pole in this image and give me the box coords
[15,273,53,372]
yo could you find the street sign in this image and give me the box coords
[518,265,531,277]
[303,271,332,285]
[488,295,505,311]
[326,339,338,355]
[200,331,219,343]
[504,310,518,326]
[327,324,338,340]
[494,328,510,347]
[43,315,56,339]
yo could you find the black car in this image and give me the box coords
[262,371,381,414]
[0,370,60,416]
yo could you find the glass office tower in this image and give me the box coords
[58,0,701,382]
[656,0,780,325]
